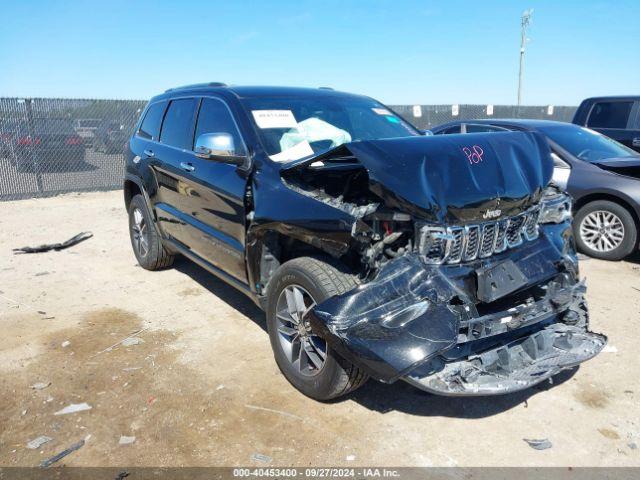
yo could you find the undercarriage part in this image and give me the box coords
[405,323,606,396]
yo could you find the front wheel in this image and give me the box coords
[574,200,637,260]
[266,257,368,401]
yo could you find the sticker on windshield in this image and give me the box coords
[252,110,298,129]
[372,107,392,116]
[269,140,314,163]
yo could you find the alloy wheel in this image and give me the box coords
[275,285,327,377]
[579,210,625,253]
[131,208,150,257]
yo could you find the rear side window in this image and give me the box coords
[587,101,633,129]
[160,98,197,149]
[194,98,245,154]
[138,102,166,140]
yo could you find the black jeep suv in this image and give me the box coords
[124,83,605,400]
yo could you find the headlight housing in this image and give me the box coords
[539,189,572,224]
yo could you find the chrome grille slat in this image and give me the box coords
[479,223,496,258]
[447,228,465,263]
[463,225,480,261]
[494,218,510,253]
[419,206,542,264]
[506,214,526,247]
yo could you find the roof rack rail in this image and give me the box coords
[318,86,334,90]
[165,82,227,92]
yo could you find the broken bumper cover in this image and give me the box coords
[308,232,607,395]
[405,323,606,396]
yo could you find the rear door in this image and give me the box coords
[585,100,639,151]
[156,96,249,283]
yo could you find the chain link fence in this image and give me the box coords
[0,97,576,201]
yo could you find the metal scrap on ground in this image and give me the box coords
[40,439,85,468]
[523,438,553,450]
[13,231,93,254]
[27,435,52,450]
[54,402,92,415]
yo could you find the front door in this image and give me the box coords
[156,96,249,283]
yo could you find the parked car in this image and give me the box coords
[73,118,101,146]
[94,120,127,154]
[572,96,640,152]
[430,119,640,261]
[9,117,85,172]
[124,84,605,400]
[0,118,22,158]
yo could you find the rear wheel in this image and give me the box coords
[574,200,637,260]
[266,256,368,401]
[128,194,174,270]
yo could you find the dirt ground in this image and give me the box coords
[1,190,639,467]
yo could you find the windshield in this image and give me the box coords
[241,95,419,162]
[539,124,638,162]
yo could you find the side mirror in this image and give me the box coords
[194,132,246,166]
[422,130,434,136]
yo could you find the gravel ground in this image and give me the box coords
[1,191,639,467]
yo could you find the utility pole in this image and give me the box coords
[517,9,533,106]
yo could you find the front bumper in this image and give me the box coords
[308,226,606,396]
[405,322,605,396]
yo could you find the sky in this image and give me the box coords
[0,0,638,105]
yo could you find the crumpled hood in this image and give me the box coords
[283,131,553,223]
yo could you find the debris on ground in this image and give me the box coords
[21,409,27,416]
[251,453,272,463]
[629,442,638,450]
[40,439,85,468]
[245,404,304,420]
[13,232,93,254]
[31,381,51,390]
[54,403,92,416]
[121,337,144,347]
[61,340,71,348]
[523,438,553,450]
[346,455,356,461]
[602,345,619,353]
[89,327,150,358]
[119,436,136,445]
[27,435,53,450]
[122,367,141,372]
[115,472,130,480]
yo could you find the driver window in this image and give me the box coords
[194,98,245,154]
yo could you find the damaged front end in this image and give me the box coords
[308,239,606,395]
[259,131,606,395]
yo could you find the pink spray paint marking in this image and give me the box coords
[462,145,484,165]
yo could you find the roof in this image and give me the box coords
[152,84,368,102]
[579,95,640,103]
[431,118,577,131]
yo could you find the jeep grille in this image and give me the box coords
[418,206,541,264]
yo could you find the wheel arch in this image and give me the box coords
[246,228,360,298]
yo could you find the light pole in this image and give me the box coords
[517,9,533,107]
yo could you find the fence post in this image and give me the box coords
[24,98,44,194]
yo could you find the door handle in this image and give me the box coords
[143,149,154,157]
[632,137,640,147]
[180,162,195,172]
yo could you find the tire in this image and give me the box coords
[128,194,175,270]
[266,256,368,401]
[574,200,637,261]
